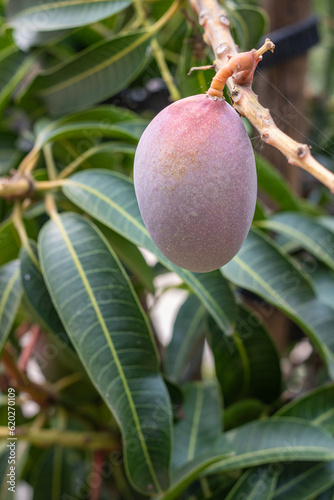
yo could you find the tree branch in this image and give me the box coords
[190,0,334,193]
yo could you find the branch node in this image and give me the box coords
[297,145,309,158]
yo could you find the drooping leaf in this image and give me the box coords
[34,119,147,150]
[276,384,334,434]
[0,259,22,352]
[257,212,334,271]
[172,382,222,470]
[7,0,131,31]
[273,461,334,500]
[0,218,37,267]
[225,465,278,500]
[222,229,334,378]
[165,294,206,382]
[27,32,151,115]
[62,170,237,334]
[208,418,334,475]
[209,306,281,406]
[39,213,172,494]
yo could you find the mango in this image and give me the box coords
[134,94,257,272]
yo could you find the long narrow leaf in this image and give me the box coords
[39,213,172,494]
[223,229,334,378]
[28,32,151,115]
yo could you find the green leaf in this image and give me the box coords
[172,382,222,470]
[317,486,334,499]
[256,154,300,211]
[35,120,146,149]
[226,466,278,500]
[0,47,35,115]
[165,295,206,382]
[7,0,131,31]
[0,260,22,352]
[276,384,334,434]
[209,306,281,406]
[222,229,334,378]
[62,169,237,335]
[39,213,172,494]
[257,213,334,271]
[273,461,334,500]
[228,4,268,49]
[28,32,151,115]
[209,418,334,475]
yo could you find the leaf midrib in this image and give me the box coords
[50,212,162,493]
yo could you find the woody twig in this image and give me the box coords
[190,0,334,193]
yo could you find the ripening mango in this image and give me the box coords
[134,94,257,272]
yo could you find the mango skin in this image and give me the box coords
[134,94,257,273]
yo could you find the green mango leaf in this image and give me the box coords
[273,461,334,500]
[27,32,151,115]
[39,213,172,494]
[228,4,268,49]
[276,384,334,434]
[62,170,237,335]
[172,382,222,470]
[0,130,22,175]
[256,154,300,211]
[222,229,334,378]
[165,295,206,382]
[208,418,334,475]
[209,306,281,406]
[7,0,131,31]
[35,120,146,150]
[0,259,22,352]
[257,213,334,271]
[226,466,278,500]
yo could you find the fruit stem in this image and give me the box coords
[190,0,334,193]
